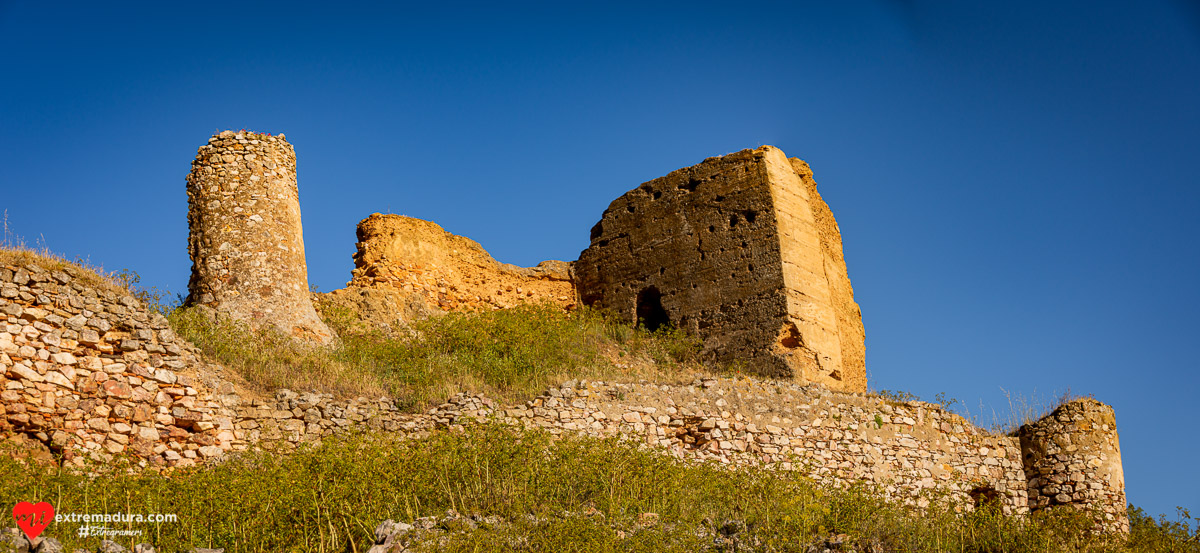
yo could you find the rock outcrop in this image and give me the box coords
[185,130,335,345]
[574,146,866,392]
[319,214,575,328]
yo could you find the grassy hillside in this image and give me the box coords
[2,246,1197,551]
[169,302,705,408]
[3,425,1197,553]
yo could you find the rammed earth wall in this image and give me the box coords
[0,260,1126,531]
[316,214,576,331]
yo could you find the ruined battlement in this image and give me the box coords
[184,137,864,389]
[0,260,1126,530]
[1018,398,1128,533]
[0,133,1129,535]
[575,146,866,393]
[317,214,575,329]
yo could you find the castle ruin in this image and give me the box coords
[575,146,866,393]
[0,131,1132,534]
[318,214,576,328]
[1018,398,1129,533]
[185,130,335,345]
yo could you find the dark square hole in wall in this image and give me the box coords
[970,486,1001,511]
[636,286,670,332]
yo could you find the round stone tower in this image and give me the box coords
[1017,397,1128,533]
[185,130,335,345]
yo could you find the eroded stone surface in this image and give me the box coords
[1018,398,1128,533]
[574,146,865,392]
[0,261,241,468]
[318,214,575,329]
[185,130,334,345]
[0,259,1127,531]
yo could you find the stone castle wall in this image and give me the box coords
[575,146,866,392]
[789,159,866,387]
[0,259,1124,529]
[1018,398,1129,533]
[502,378,1029,515]
[0,262,238,467]
[0,259,468,467]
[1,134,1129,533]
[185,130,334,345]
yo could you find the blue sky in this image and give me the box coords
[2,1,1197,518]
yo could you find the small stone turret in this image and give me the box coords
[185,130,335,345]
[1017,397,1128,533]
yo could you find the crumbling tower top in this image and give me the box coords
[574,146,865,391]
[1018,398,1129,533]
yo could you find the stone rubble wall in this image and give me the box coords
[500,378,1029,514]
[0,259,464,467]
[210,379,1029,515]
[574,146,866,392]
[1018,398,1128,533]
[229,389,455,446]
[208,383,1134,530]
[1,258,1125,531]
[0,262,238,467]
[318,214,575,329]
[185,130,335,345]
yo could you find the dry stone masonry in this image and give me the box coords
[0,136,1131,535]
[1018,398,1129,533]
[501,378,1029,515]
[0,257,1128,530]
[0,262,237,467]
[318,214,575,328]
[185,130,335,345]
[575,146,866,392]
[0,258,481,467]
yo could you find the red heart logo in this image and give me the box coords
[12,502,54,542]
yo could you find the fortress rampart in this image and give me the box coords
[0,259,1124,530]
[1018,398,1129,532]
[0,262,237,467]
[0,134,1128,533]
[318,214,575,329]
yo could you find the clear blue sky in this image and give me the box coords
[2,1,1197,518]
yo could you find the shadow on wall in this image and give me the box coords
[636,286,670,332]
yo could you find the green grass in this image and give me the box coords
[168,303,704,408]
[5,231,1198,552]
[2,425,1195,553]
